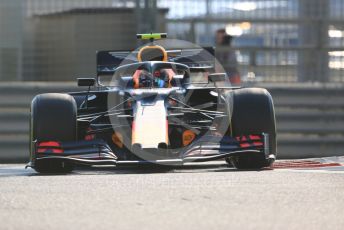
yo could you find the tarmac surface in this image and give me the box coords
[1,158,344,230]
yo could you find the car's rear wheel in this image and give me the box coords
[30,93,77,173]
[225,88,276,169]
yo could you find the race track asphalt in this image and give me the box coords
[0,160,344,230]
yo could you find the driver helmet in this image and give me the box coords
[138,70,152,88]
[153,70,167,88]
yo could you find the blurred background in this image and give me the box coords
[0,0,343,162]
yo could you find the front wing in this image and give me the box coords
[27,134,273,168]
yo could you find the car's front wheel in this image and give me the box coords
[225,88,277,169]
[30,93,77,173]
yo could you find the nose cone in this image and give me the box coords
[132,99,168,149]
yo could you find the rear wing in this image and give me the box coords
[96,47,215,76]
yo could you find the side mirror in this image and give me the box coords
[77,78,95,87]
[208,73,226,83]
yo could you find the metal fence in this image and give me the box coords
[1,0,344,83]
[160,0,344,83]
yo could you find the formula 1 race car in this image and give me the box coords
[27,33,277,173]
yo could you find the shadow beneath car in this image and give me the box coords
[65,162,272,175]
[0,162,272,178]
